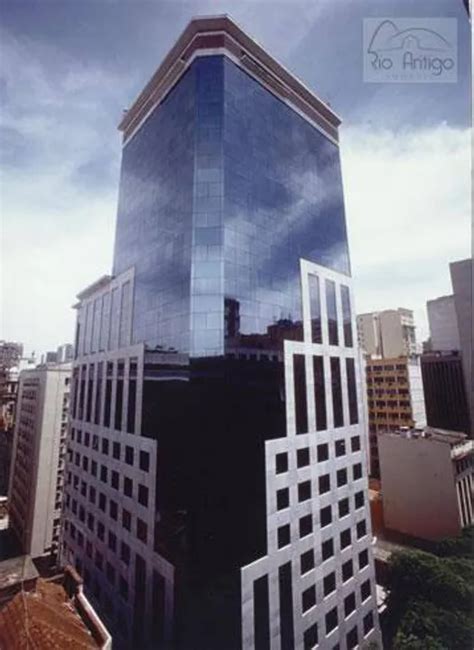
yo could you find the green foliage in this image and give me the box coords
[435,526,474,558]
[384,543,474,650]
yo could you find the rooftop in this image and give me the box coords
[0,556,39,591]
[119,14,340,144]
[382,426,470,447]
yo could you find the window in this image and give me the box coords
[278,525,290,548]
[320,505,332,528]
[323,572,336,597]
[344,592,356,618]
[342,559,353,582]
[363,612,374,635]
[122,509,131,531]
[319,474,330,494]
[294,354,308,434]
[89,486,96,504]
[111,470,119,490]
[137,518,147,542]
[97,522,105,541]
[125,445,134,466]
[361,579,371,602]
[139,450,150,471]
[317,443,329,462]
[276,452,288,474]
[108,531,117,551]
[351,436,361,452]
[113,441,121,460]
[357,520,367,539]
[304,622,318,650]
[330,358,343,427]
[87,513,94,532]
[313,355,327,431]
[340,528,351,549]
[308,274,322,344]
[100,465,108,483]
[341,285,353,347]
[326,280,338,345]
[299,514,313,538]
[359,549,369,569]
[335,439,346,456]
[98,492,106,512]
[338,498,349,518]
[101,438,109,455]
[302,585,316,612]
[355,491,364,509]
[138,484,149,507]
[325,607,338,635]
[346,627,358,649]
[297,447,310,467]
[346,358,358,424]
[300,550,314,575]
[353,463,362,480]
[298,481,311,502]
[109,500,118,520]
[124,477,133,497]
[120,542,130,565]
[277,488,289,510]
[321,538,334,561]
[336,468,347,487]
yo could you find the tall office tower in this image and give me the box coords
[426,295,460,352]
[357,308,417,359]
[61,16,380,649]
[9,362,71,559]
[365,358,426,477]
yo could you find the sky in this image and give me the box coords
[0,0,471,358]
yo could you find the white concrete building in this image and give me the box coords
[379,427,473,540]
[357,309,417,359]
[426,295,460,352]
[8,363,71,558]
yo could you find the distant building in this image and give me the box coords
[366,357,426,477]
[0,560,111,648]
[357,309,417,359]
[57,343,74,364]
[0,342,23,370]
[426,295,460,351]
[378,427,473,540]
[8,363,71,559]
[421,351,469,433]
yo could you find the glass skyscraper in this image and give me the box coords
[62,16,381,650]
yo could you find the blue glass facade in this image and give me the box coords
[113,55,350,357]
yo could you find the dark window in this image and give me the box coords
[110,500,118,520]
[87,513,94,532]
[108,531,117,551]
[330,357,343,427]
[97,522,105,541]
[344,592,356,618]
[94,362,103,425]
[303,622,318,650]
[86,365,94,422]
[300,550,314,575]
[113,441,121,460]
[125,446,134,466]
[98,492,106,511]
[127,378,137,434]
[101,437,109,455]
[340,528,351,549]
[293,354,308,434]
[326,279,338,345]
[302,585,316,612]
[363,612,374,635]
[353,463,362,480]
[357,520,367,539]
[253,575,270,650]
[317,443,329,462]
[346,358,358,424]
[111,470,119,490]
[91,460,97,477]
[321,538,334,561]
[278,525,290,548]
[337,468,347,487]
[361,579,371,602]
[323,571,336,596]
[277,488,289,510]
[276,453,288,474]
[104,379,112,427]
[122,509,131,531]
[313,356,327,430]
[299,514,313,538]
[120,542,130,565]
[296,447,310,468]
[115,376,123,430]
[325,607,338,634]
[138,484,149,507]
[89,486,96,504]
[100,465,108,483]
[279,563,294,650]
[124,477,133,497]
[355,491,364,509]
[139,450,150,472]
[137,518,147,542]
[351,436,361,452]
[341,285,353,347]
[346,626,358,649]
[335,438,346,457]
[320,505,332,528]
[308,274,322,344]
[319,474,330,494]
[298,481,311,502]
[339,498,350,518]
[359,549,369,569]
[342,559,353,582]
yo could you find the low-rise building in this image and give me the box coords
[378,427,473,540]
[8,363,71,559]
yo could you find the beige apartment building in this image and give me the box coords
[379,428,473,540]
[8,362,71,559]
[357,308,417,359]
